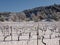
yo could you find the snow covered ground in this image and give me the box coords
[0,21,60,45]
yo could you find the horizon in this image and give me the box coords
[0,0,60,12]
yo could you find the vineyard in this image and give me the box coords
[0,21,60,45]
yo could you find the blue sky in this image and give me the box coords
[0,0,60,12]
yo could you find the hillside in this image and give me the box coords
[0,4,60,22]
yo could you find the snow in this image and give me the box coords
[0,21,60,45]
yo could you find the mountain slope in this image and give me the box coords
[0,4,60,22]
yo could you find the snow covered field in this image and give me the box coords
[0,21,60,45]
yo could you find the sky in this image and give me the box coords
[0,0,60,12]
